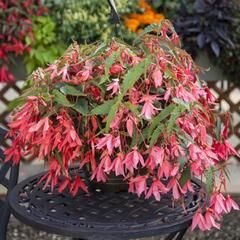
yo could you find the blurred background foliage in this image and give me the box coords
[1,0,240,85]
[48,0,140,44]
[24,16,65,73]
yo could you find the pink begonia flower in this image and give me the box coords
[45,63,58,80]
[182,180,195,193]
[140,95,160,120]
[106,152,125,176]
[210,192,227,215]
[107,78,120,96]
[213,140,239,161]
[129,87,140,105]
[151,69,163,88]
[100,152,112,173]
[157,160,172,179]
[146,179,169,201]
[171,33,180,46]
[129,175,147,197]
[175,85,196,102]
[126,118,134,137]
[70,176,88,197]
[163,88,171,102]
[109,63,124,75]
[130,55,143,66]
[170,135,185,158]
[96,134,120,155]
[167,178,186,200]
[225,195,239,212]
[123,147,145,173]
[57,65,69,81]
[146,146,164,171]
[91,166,107,183]
[204,208,220,230]
[110,108,124,130]
[205,87,216,104]
[191,211,207,231]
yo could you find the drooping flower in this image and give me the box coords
[210,192,227,215]
[140,95,160,120]
[146,146,164,171]
[225,195,239,212]
[109,64,124,75]
[191,210,207,231]
[96,134,120,155]
[151,69,163,88]
[129,175,147,197]
[123,147,145,173]
[146,179,169,201]
[204,208,220,230]
[107,78,120,96]
[108,152,125,176]
[70,176,88,197]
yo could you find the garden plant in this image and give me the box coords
[5,20,239,231]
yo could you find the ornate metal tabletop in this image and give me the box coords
[9,168,204,240]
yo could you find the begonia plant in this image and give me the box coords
[5,20,239,231]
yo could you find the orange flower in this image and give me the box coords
[124,0,165,32]
[139,0,152,11]
[124,18,140,32]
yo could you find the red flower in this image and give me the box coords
[109,64,124,75]
[70,176,88,196]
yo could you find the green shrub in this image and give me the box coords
[50,0,139,44]
[24,16,65,73]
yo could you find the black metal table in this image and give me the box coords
[8,168,204,240]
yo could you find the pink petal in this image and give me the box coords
[126,119,133,137]
[152,69,163,88]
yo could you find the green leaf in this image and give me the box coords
[164,68,175,79]
[72,98,89,115]
[52,89,72,107]
[91,99,116,115]
[206,165,215,195]
[134,23,162,44]
[120,57,151,98]
[167,106,186,136]
[149,124,164,147]
[148,104,175,139]
[124,102,141,117]
[216,117,221,141]
[172,98,190,110]
[60,85,86,96]
[105,101,120,133]
[8,96,26,111]
[179,166,191,187]
[179,156,188,170]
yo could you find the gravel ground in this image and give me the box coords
[6,206,240,240]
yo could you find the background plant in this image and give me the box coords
[49,0,140,45]
[24,16,65,73]
[0,0,46,82]
[147,0,182,18]
[214,1,240,85]
[124,0,165,33]
[173,0,235,57]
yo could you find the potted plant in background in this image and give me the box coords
[5,20,239,231]
[0,0,46,82]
